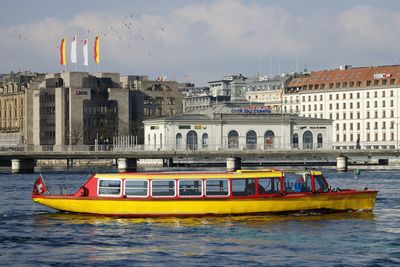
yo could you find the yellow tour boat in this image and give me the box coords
[32,169,378,217]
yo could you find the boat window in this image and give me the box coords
[258,177,281,194]
[314,175,329,193]
[98,179,121,196]
[205,179,229,196]
[284,173,311,193]
[232,179,258,196]
[151,180,176,197]
[179,179,202,197]
[125,180,148,197]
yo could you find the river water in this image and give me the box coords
[0,166,399,266]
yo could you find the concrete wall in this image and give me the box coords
[108,88,130,136]
[69,87,90,145]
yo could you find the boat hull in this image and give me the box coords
[33,191,377,217]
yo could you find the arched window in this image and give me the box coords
[264,130,275,149]
[187,131,198,150]
[228,130,239,149]
[176,133,182,149]
[303,131,313,149]
[317,133,323,148]
[292,133,299,149]
[202,133,208,148]
[246,130,257,150]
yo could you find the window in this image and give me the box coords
[228,130,239,149]
[366,80,371,86]
[374,80,379,86]
[317,133,323,148]
[246,130,257,150]
[390,79,395,85]
[151,180,176,197]
[314,175,329,193]
[202,133,208,148]
[205,179,229,196]
[125,180,148,197]
[264,130,275,149]
[284,173,312,193]
[187,130,198,150]
[232,179,258,196]
[350,81,354,87]
[258,178,281,194]
[292,133,299,149]
[176,133,182,149]
[179,179,202,197]
[98,179,121,196]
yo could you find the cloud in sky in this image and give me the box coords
[1,0,400,86]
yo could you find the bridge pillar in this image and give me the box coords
[226,157,241,172]
[163,158,173,167]
[336,156,348,172]
[117,158,137,172]
[11,159,35,174]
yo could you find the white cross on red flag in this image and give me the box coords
[32,176,47,195]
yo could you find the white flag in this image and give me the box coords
[83,38,88,66]
[71,35,77,64]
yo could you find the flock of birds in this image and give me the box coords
[9,13,173,60]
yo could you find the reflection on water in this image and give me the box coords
[34,210,376,227]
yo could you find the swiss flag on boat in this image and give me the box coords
[32,175,47,195]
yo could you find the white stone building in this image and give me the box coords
[144,103,332,151]
[283,65,400,149]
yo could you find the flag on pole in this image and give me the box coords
[32,175,47,195]
[71,35,77,64]
[60,38,66,65]
[83,38,88,66]
[94,36,100,64]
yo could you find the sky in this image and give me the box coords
[2,0,400,86]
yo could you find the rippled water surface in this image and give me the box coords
[0,167,399,266]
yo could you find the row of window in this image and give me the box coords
[97,175,328,197]
[336,121,397,131]
[298,79,396,91]
[301,100,394,113]
[336,132,395,142]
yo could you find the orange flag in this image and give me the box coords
[60,38,66,65]
[94,36,100,64]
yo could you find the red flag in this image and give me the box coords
[32,175,47,195]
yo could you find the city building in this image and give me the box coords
[25,72,130,147]
[144,102,332,151]
[283,65,400,149]
[0,71,42,146]
[209,74,247,101]
[121,75,184,142]
[245,73,292,112]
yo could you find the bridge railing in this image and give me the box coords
[0,141,394,153]
[0,143,337,153]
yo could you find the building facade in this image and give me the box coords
[245,74,292,112]
[283,65,400,149]
[25,72,130,147]
[0,71,41,146]
[144,103,332,151]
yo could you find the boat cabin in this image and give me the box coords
[72,170,330,199]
